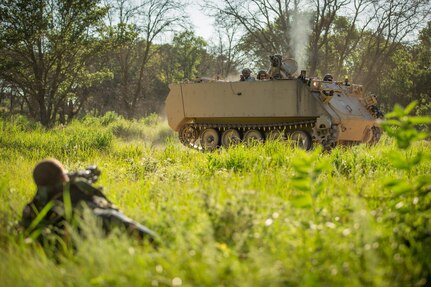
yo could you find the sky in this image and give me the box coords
[185,1,215,41]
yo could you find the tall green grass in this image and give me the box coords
[0,111,430,286]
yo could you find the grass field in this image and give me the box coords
[0,111,430,287]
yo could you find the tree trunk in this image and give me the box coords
[37,90,49,127]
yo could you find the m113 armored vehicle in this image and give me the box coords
[165,57,383,151]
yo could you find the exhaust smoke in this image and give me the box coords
[289,9,313,71]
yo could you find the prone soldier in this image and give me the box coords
[22,159,158,245]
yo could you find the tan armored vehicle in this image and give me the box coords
[165,59,383,151]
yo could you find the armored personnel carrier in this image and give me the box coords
[165,58,383,151]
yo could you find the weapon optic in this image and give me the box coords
[67,166,101,183]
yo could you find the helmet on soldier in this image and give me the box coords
[242,68,251,77]
[33,158,69,187]
[323,74,333,81]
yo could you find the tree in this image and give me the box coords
[125,0,187,119]
[172,31,207,80]
[413,21,431,116]
[309,0,350,76]
[0,0,107,126]
[378,21,431,112]
[379,48,416,109]
[92,0,187,119]
[158,43,181,84]
[204,0,297,67]
[159,31,208,83]
[95,0,142,117]
[208,20,246,79]
[351,0,431,89]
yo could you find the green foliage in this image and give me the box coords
[2,114,43,132]
[382,101,431,149]
[290,148,330,209]
[0,108,430,286]
[376,22,431,113]
[380,49,416,107]
[0,118,113,160]
[159,31,208,82]
[0,0,108,126]
[381,102,431,284]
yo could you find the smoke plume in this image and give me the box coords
[289,10,313,71]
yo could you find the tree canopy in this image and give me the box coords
[0,0,430,125]
[0,0,108,126]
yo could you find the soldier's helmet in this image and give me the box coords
[323,74,333,81]
[269,54,283,67]
[242,68,251,77]
[33,159,69,186]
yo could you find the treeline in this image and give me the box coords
[0,0,430,127]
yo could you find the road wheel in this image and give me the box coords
[221,129,241,147]
[201,128,220,151]
[243,129,263,144]
[179,125,199,146]
[265,129,285,141]
[289,130,312,150]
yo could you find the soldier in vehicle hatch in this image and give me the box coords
[240,68,256,81]
[22,159,158,245]
[323,74,334,81]
[257,70,269,80]
[322,74,335,97]
[268,54,288,79]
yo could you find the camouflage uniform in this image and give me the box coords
[22,178,157,243]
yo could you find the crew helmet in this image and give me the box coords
[33,159,69,186]
[242,68,251,77]
[323,74,333,81]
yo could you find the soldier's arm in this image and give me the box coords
[21,204,35,230]
[73,180,112,202]
[72,180,119,211]
[92,208,159,244]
